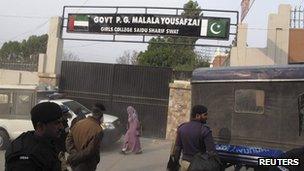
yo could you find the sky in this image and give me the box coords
[0,0,303,63]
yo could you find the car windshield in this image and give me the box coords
[62,101,91,115]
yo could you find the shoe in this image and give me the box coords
[135,149,143,154]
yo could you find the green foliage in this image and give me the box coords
[137,0,209,71]
[182,0,202,17]
[0,34,48,62]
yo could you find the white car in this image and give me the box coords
[0,99,123,150]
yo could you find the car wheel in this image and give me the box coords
[0,130,9,150]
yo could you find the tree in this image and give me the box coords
[0,34,48,62]
[195,50,212,68]
[0,41,22,62]
[137,0,209,71]
[116,50,139,65]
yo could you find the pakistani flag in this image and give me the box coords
[200,18,229,38]
[68,15,89,32]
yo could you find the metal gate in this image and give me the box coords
[59,61,172,138]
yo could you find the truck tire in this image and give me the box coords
[0,130,9,150]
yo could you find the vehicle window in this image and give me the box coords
[0,94,9,104]
[235,89,265,114]
[14,94,31,118]
[63,101,91,115]
[18,95,30,103]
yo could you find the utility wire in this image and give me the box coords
[66,42,100,49]
[238,0,256,21]
[248,0,256,14]
[75,0,91,13]
[0,20,49,44]
[0,14,49,19]
[81,0,90,6]
[0,0,67,45]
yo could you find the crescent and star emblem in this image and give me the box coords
[210,22,222,35]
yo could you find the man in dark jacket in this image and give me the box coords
[5,102,64,171]
[57,105,72,171]
[66,103,104,171]
[173,105,217,171]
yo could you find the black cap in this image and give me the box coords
[31,102,63,128]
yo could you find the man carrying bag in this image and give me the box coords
[172,105,222,171]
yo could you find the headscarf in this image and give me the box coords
[127,106,138,121]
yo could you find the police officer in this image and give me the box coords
[57,105,71,171]
[173,105,216,171]
[57,105,71,152]
[5,102,64,171]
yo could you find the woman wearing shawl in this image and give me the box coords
[121,106,142,154]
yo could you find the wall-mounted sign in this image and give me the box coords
[67,14,230,40]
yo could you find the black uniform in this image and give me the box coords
[174,120,216,162]
[55,118,69,152]
[5,131,61,171]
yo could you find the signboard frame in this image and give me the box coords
[61,6,239,48]
[66,13,231,40]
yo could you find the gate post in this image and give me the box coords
[166,80,191,140]
[38,17,63,88]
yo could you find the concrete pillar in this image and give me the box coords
[45,17,63,75]
[166,81,191,140]
[230,4,291,66]
[230,23,247,66]
[39,17,63,87]
[267,4,291,65]
[38,53,46,73]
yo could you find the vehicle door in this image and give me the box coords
[8,90,35,138]
[0,90,13,117]
[12,90,35,119]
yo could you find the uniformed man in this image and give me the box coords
[57,105,71,171]
[173,105,216,171]
[5,102,64,171]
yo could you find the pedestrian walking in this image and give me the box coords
[66,103,105,171]
[172,105,218,171]
[121,106,143,154]
[5,102,64,171]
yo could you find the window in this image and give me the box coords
[0,94,9,104]
[235,89,265,114]
[63,101,91,115]
[18,95,30,103]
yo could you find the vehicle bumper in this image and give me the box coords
[102,127,123,146]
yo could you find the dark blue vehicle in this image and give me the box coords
[191,65,304,170]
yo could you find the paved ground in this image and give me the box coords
[98,137,172,171]
[0,137,172,171]
[0,137,251,171]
